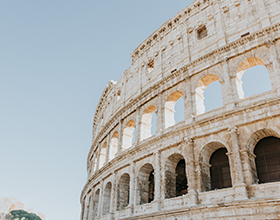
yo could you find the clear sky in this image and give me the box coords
[0,1,272,220]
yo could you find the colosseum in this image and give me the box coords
[80,0,280,219]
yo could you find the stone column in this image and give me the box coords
[108,172,116,220]
[185,76,194,124]
[134,107,141,144]
[81,198,86,220]
[88,194,94,220]
[156,92,164,134]
[256,0,271,28]
[153,150,161,211]
[240,149,256,185]
[185,138,198,205]
[265,40,280,94]
[129,162,135,216]
[229,126,248,200]
[117,119,123,155]
[106,134,111,163]
[221,59,235,110]
[96,143,101,171]
[84,196,89,220]
[91,153,96,175]
[97,180,104,217]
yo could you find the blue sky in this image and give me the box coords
[0,1,272,220]
[0,1,193,219]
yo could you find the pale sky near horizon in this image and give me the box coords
[0,1,272,220]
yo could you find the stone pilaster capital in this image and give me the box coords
[219,57,229,64]
[154,150,160,155]
[264,39,275,48]
[183,136,194,144]
[228,126,238,134]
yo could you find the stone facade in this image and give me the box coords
[81,0,280,219]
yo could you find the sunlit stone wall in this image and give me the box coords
[81,0,280,219]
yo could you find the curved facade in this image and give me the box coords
[81,0,280,219]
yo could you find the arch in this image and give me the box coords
[92,189,100,219]
[117,173,130,211]
[165,91,184,128]
[246,129,280,153]
[199,142,231,192]
[123,120,135,150]
[236,57,272,99]
[254,137,280,184]
[136,163,155,205]
[141,105,157,140]
[195,74,223,115]
[109,132,118,160]
[244,129,280,184]
[99,142,107,168]
[165,153,188,199]
[210,148,232,190]
[102,182,112,215]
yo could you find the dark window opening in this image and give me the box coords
[197,26,207,39]
[148,170,155,203]
[210,148,232,190]
[176,159,188,196]
[254,137,280,184]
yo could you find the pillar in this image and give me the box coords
[106,134,111,163]
[185,76,195,124]
[156,92,164,134]
[117,119,123,155]
[134,107,141,144]
[96,143,101,171]
[108,172,116,220]
[153,150,161,211]
[97,180,104,217]
[229,126,248,200]
[91,153,96,175]
[129,162,135,216]
[221,59,235,110]
[266,40,280,94]
[185,138,198,205]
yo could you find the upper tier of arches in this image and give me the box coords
[91,0,280,145]
[88,48,279,176]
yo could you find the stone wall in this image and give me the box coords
[81,0,280,219]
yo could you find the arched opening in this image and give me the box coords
[122,120,135,150]
[165,91,184,128]
[236,57,272,99]
[254,137,280,184]
[200,142,232,192]
[92,189,100,219]
[99,142,107,168]
[136,163,155,205]
[204,81,223,112]
[117,173,130,211]
[210,148,232,190]
[195,74,223,115]
[141,105,157,140]
[109,132,118,161]
[165,154,188,199]
[102,182,112,216]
